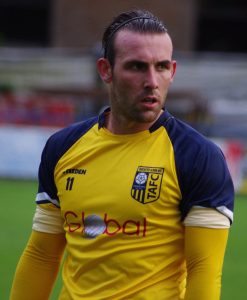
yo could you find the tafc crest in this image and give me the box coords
[131,166,164,204]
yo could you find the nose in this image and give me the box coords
[144,67,158,90]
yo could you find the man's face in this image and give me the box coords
[109,30,176,126]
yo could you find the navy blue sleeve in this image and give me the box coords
[164,113,234,222]
[36,117,98,206]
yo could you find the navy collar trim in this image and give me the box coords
[98,107,173,132]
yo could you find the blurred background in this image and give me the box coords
[0,1,247,299]
[0,0,247,193]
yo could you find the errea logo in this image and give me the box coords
[63,169,87,191]
[63,168,87,175]
[131,166,164,204]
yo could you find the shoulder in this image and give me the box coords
[40,116,98,171]
[159,110,222,160]
[49,116,98,146]
[45,116,98,157]
[159,112,234,220]
[37,116,99,199]
[163,112,228,180]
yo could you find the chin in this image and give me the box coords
[138,111,160,123]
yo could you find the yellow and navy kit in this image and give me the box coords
[34,108,234,299]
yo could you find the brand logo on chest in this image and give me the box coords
[131,166,164,204]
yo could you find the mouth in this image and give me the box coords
[140,96,159,108]
[142,97,157,104]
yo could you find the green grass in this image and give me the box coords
[0,179,62,300]
[1,179,246,299]
[221,194,247,300]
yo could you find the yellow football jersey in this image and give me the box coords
[35,109,234,299]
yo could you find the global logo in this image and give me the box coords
[83,214,106,238]
[64,211,147,238]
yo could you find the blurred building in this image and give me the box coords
[0,0,247,190]
[0,0,247,128]
[51,0,198,52]
[0,0,246,53]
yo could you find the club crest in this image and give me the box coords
[131,166,164,204]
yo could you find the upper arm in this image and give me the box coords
[32,205,64,234]
[184,226,229,300]
[178,141,234,222]
[28,229,66,258]
[184,206,230,228]
[166,118,235,222]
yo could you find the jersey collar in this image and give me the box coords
[98,107,173,132]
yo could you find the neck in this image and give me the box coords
[104,110,163,135]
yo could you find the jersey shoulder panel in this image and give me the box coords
[37,116,98,204]
[160,110,234,221]
[47,116,98,160]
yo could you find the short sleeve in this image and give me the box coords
[164,114,234,223]
[178,138,234,222]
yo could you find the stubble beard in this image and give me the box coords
[112,97,162,126]
[110,85,165,127]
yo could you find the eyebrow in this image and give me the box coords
[124,59,172,67]
[158,60,172,67]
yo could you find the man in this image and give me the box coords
[10,9,234,300]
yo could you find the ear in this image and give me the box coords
[170,60,177,82]
[96,58,113,83]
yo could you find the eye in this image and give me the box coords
[156,61,172,71]
[127,61,147,71]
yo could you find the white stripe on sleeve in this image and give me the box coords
[184,206,230,228]
[32,205,64,233]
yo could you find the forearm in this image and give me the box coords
[184,227,229,300]
[10,230,66,300]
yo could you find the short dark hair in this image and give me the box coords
[102,9,168,66]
